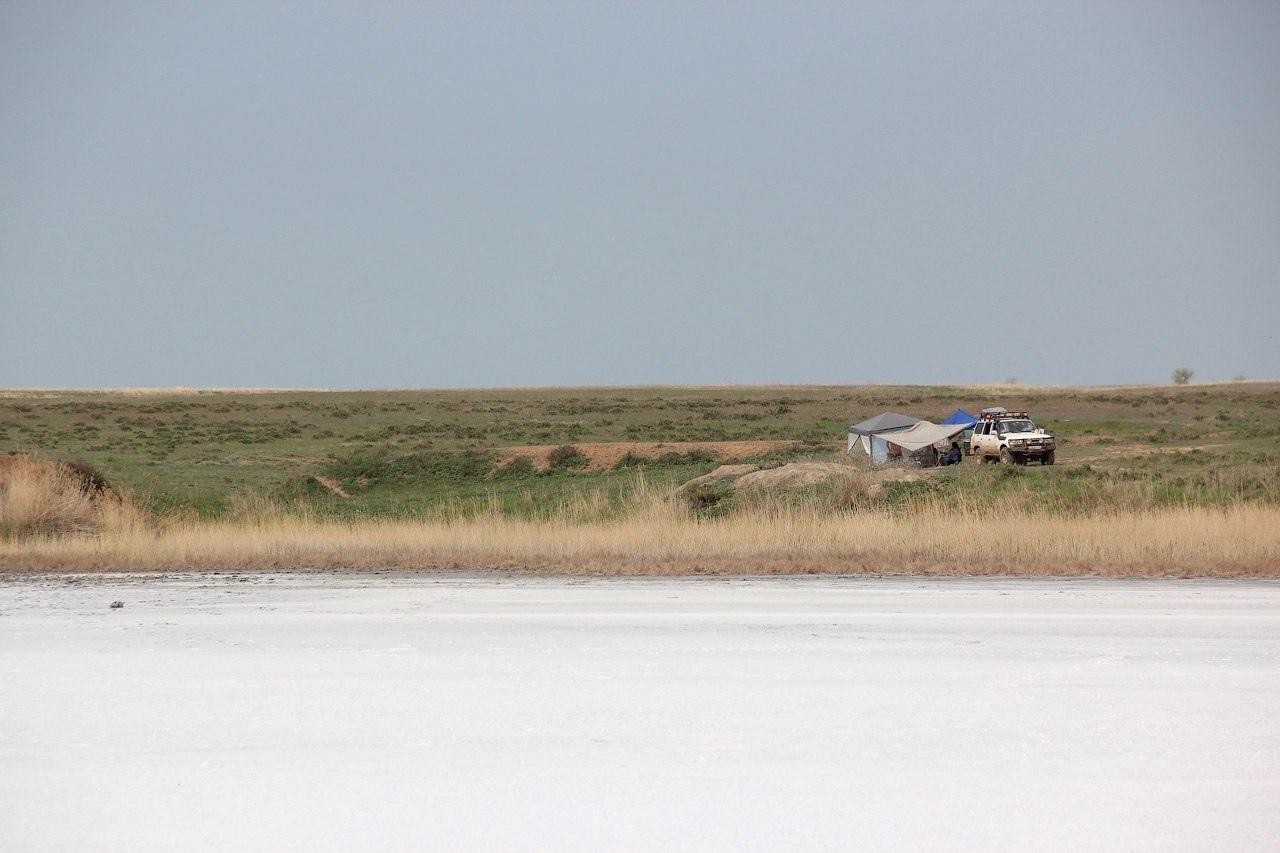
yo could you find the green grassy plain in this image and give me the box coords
[2,382,1278,522]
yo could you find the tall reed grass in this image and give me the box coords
[0,456,151,539]
[2,465,1277,576]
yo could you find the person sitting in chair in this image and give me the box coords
[942,441,962,466]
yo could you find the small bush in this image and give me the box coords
[546,445,589,470]
[880,479,948,509]
[613,451,652,470]
[996,465,1024,481]
[323,447,494,484]
[415,449,493,479]
[276,474,334,502]
[1172,367,1194,385]
[494,456,537,478]
[324,448,397,484]
[683,481,733,511]
[622,449,721,468]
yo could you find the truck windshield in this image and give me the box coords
[998,420,1035,433]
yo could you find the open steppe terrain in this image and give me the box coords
[2,382,1278,574]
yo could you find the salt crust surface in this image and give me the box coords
[2,573,1278,851]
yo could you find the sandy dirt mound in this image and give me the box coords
[735,462,854,490]
[493,441,796,472]
[673,465,762,495]
[676,462,932,496]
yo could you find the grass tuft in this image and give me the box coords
[0,455,150,539]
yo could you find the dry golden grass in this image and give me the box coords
[0,456,98,536]
[4,455,1277,576]
[0,456,157,537]
[2,472,1277,577]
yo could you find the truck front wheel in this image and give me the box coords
[999,447,1013,465]
[1042,450,1055,466]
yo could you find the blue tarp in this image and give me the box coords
[941,409,979,427]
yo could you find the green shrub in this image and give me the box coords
[996,465,1024,482]
[400,449,493,479]
[546,445,589,470]
[683,481,733,511]
[613,451,652,470]
[880,479,948,509]
[324,448,396,484]
[276,474,334,502]
[323,447,494,484]
[494,456,537,478]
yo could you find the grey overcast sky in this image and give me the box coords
[2,0,1277,389]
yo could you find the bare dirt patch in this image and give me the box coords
[493,441,798,472]
[314,476,351,498]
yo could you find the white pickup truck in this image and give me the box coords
[970,411,1056,465]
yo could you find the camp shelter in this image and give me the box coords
[870,420,971,467]
[872,420,969,451]
[847,412,922,462]
[941,409,979,454]
[941,409,978,427]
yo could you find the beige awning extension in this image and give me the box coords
[871,421,969,452]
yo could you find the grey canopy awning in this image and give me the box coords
[871,421,969,452]
[847,412,922,436]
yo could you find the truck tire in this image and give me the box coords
[1042,450,1055,466]
[999,447,1013,465]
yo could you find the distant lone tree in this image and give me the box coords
[1171,367,1194,385]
